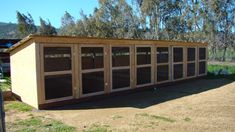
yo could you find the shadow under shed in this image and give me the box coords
[50,78,232,110]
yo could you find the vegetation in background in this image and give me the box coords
[16,11,57,37]
[0,76,11,91]
[39,17,57,35]
[16,11,37,38]
[4,101,33,112]
[0,0,234,60]
[6,116,76,132]
[0,22,19,39]
[207,64,235,80]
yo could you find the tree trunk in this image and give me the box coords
[222,46,227,62]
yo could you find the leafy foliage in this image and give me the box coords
[39,18,57,35]
[16,11,37,38]
[1,0,234,61]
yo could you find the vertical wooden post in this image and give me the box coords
[131,45,136,89]
[104,45,111,93]
[183,47,187,78]
[151,45,156,84]
[74,44,79,98]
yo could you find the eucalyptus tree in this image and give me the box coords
[39,18,57,35]
[59,11,77,36]
[16,11,37,38]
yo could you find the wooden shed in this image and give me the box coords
[9,35,208,109]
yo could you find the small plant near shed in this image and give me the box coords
[184,117,192,122]
[6,116,76,132]
[4,101,33,112]
[135,113,175,123]
[83,123,111,132]
[0,76,11,91]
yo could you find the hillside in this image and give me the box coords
[0,22,19,39]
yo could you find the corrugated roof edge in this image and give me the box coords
[7,34,208,52]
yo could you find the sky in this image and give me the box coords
[0,0,99,28]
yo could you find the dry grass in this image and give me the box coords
[5,78,235,132]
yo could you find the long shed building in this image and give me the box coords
[9,35,207,109]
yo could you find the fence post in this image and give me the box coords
[0,89,6,132]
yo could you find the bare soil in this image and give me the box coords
[5,78,235,132]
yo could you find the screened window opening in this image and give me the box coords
[173,47,184,80]
[157,65,169,82]
[198,47,206,75]
[112,47,130,90]
[44,47,71,72]
[187,48,195,61]
[136,47,151,85]
[187,47,196,77]
[173,47,183,62]
[45,74,72,100]
[43,47,73,100]
[81,47,105,95]
[156,47,169,83]
[82,72,104,94]
[137,66,151,85]
[81,47,103,70]
[174,64,183,79]
[112,69,130,89]
[199,48,206,60]
[112,47,130,67]
[199,61,206,74]
[157,47,169,63]
[187,63,195,77]
[137,47,151,65]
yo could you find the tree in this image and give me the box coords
[59,11,77,36]
[16,11,37,38]
[39,18,57,35]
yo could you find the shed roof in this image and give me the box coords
[8,34,208,52]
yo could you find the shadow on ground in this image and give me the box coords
[51,78,233,110]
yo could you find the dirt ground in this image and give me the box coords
[6,78,235,132]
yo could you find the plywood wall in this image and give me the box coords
[10,42,39,109]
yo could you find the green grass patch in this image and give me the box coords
[111,115,123,120]
[0,76,11,91]
[135,113,175,123]
[184,117,191,122]
[7,116,76,132]
[207,64,235,81]
[4,101,33,112]
[151,115,175,123]
[83,123,111,132]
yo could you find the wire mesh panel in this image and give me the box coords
[45,74,72,100]
[157,47,169,63]
[112,69,130,89]
[81,47,105,95]
[174,64,183,79]
[187,63,196,77]
[136,47,151,86]
[43,46,73,100]
[111,46,131,90]
[44,47,71,72]
[82,71,104,94]
[137,67,151,85]
[137,47,151,65]
[198,47,206,75]
[81,47,103,70]
[156,47,169,83]
[187,48,195,61]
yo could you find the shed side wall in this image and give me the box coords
[10,42,39,108]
